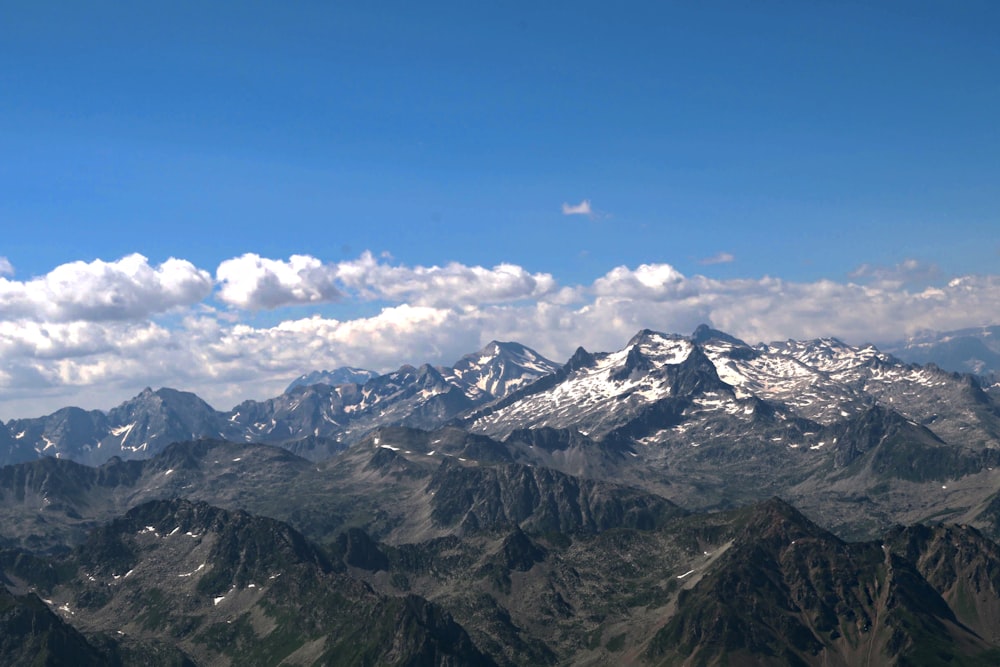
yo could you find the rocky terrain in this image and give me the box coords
[3,325,1000,664]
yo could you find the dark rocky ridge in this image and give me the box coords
[8,498,496,666]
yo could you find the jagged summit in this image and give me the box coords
[465,328,728,439]
[443,339,561,401]
[690,323,749,347]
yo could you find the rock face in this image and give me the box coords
[426,458,684,534]
[646,499,1000,667]
[0,587,108,666]
[4,450,1000,664]
[7,498,494,667]
[6,388,228,466]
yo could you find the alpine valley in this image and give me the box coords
[4,326,1000,666]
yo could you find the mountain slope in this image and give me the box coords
[646,499,1000,666]
[25,498,495,666]
[6,388,228,466]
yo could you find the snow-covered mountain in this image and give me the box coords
[6,329,1000,666]
[4,328,998,475]
[227,340,561,446]
[464,325,1000,457]
[441,341,562,400]
[465,330,730,438]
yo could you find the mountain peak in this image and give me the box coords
[285,367,380,393]
[462,340,546,364]
[690,324,748,347]
[446,340,560,400]
[626,328,671,346]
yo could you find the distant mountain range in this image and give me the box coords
[2,340,562,466]
[5,325,1000,664]
[3,323,1000,540]
[285,366,381,392]
[883,324,1000,382]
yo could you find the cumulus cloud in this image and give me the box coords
[0,254,213,322]
[216,253,342,310]
[592,263,691,300]
[700,252,735,265]
[581,266,1000,346]
[561,200,593,216]
[334,251,557,307]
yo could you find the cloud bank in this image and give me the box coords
[1,251,998,418]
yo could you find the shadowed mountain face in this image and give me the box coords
[643,500,1000,667]
[3,449,1000,664]
[0,586,110,667]
[2,498,495,667]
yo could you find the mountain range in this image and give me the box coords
[884,325,1000,396]
[2,340,562,466]
[4,325,1000,665]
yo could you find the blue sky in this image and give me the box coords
[1,2,999,417]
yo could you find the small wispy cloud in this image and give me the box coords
[561,199,593,217]
[700,252,735,265]
[0,257,13,276]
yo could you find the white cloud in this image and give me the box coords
[216,253,342,310]
[561,199,593,216]
[334,251,557,307]
[592,263,691,300]
[700,252,735,265]
[0,257,13,276]
[0,254,213,322]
